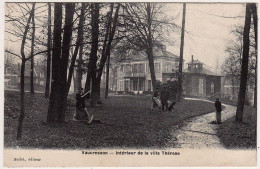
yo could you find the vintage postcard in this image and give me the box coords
[2,0,258,168]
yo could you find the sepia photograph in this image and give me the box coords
[2,1,258,167]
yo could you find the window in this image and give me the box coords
[164,62,172,72]
[133,79,138,91]
[118,80,124,91]
[148,80,151,91]
[139,79,144,91]
[124,65,131,73]
[125,80,129,91]
[211,82,215,94]
[132,64,138,73]
[6,67,11,75]
[146,63,150,73]
[139,64,144,73]
[172,63,176,71]
[199,78,204,94]
[132,63,145,73]
[155,62,161,73]
[40,81,44,86]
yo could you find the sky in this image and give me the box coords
[4,3,246,73]
[164,3,245,72]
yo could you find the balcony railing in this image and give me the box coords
[124,72,146,77]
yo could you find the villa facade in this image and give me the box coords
[116,46,179,94]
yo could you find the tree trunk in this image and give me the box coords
[146,48,156,90]
[59,3,75,122]
[47,3,63,123]
[17,3,35,139]
[105,53,110,98]
[97,3,114,76]
[84,71,91,93]
[66,3,85,95]
[96,76,102,103]
[45,3,52,98]
[97,4,120,102]
[251,4,257,108]
[231,77,235,99]
[78,40,84,88]
[236,3,252,121]
[89,3,100,107]
[17,60,25,139]
[74,70,78,95]
[30,4,36,94]
[178,3,186,101]
[146,3,156,89]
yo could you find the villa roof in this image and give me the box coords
[187,59,204,65]
[127,50,179,62]
[183,67,222,76]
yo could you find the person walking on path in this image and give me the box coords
[74,87,94,124]
[215,98,222,124]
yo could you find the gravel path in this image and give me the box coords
[167,98,236,149]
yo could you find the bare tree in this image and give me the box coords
[45,3,52,98]
[47,3,63,122]
[122,3,176,90]
[30,4,36,94]
[236,3,252,121]
[66,3,86,95]
[177,3,186,101]
[47,3,75,123]
[222,23,256,103]
[88,3,100,107]
[251,4,257,108]
[17,3,35,139]
[95,3,120,103]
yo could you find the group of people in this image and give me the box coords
[74,85,223,125]
[152,85,176,112]
[151,84,223,124]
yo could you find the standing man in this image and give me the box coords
[215,98,222,124]
[152,87,160,110]
[160,85,169,111]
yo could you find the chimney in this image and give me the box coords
[191,55,194,72]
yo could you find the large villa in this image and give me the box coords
[116,45,179,94]
[116,45,223,97]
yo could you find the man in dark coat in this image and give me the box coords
[215,98,222,124]
[160,85,169,111]
[152,87,160,110]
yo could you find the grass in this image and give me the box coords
[4,90,216,149]
[217,106,257,149]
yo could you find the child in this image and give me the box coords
[215,98,222,124]
[74,87,93,124]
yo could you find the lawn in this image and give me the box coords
[217,106,257,149]
[4,90,216,149]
